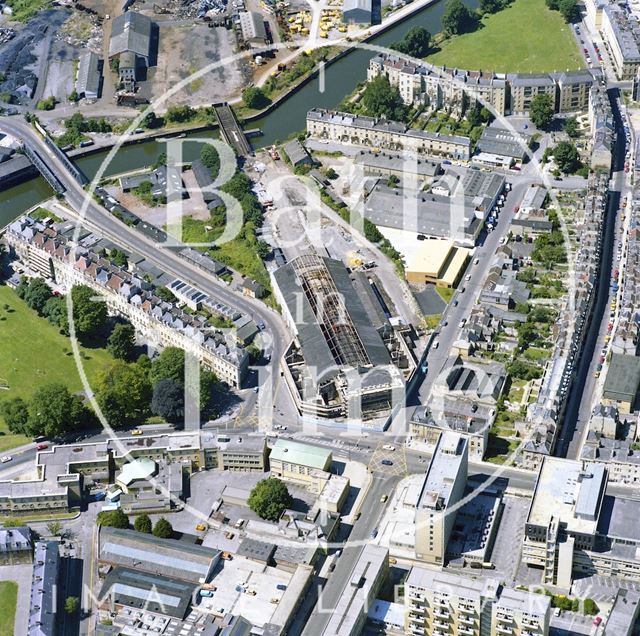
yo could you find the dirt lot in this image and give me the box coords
[145,22,249,109]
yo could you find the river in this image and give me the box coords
[0,0,477,227]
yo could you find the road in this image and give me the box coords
[0,116,297,422]
[555,89,626,459]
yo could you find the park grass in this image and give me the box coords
[427,0,583,73]
[0,286,114,451]
[0,581,18,636]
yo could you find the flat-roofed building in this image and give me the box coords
[601,6,640,80]
[523,457,607,587]
[404,239,470,287]
[603,353,640,413]
[306,109,471,160]
[519,185,548,213]
[0,525,31,564]
[354,149,441,184]
[269,439,332,488]
[604,588,640,635]
[28,541,59,636]
[317,545,388,636]
[405,567,498,636]
[415,432,468,564]
[491,587,551,636]
[76,50,102,99]
[99,527,220,584]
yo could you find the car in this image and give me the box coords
[499,236,507,245]
[474,258,480,265]
[441,320,448,327]
[131,429,143,436]
[460,287,466,293]
[593,616,602,627]
[389,557,398,565]
[36,443,49,450]
[380,494,388,503]
[459,319,467,328]
[554,608,562,617]
[0,456,12,463]
[432,340,439,350]
[465,274,472,282]
[453,299,459,307]
[382,444,396,451]
[195,523,207,532]
[253,387,259,393]
[370,528,378,539]
[381,459,393,466]
[354,511,361,521]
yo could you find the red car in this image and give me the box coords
[593,616,602,626]
[36,443,49,450]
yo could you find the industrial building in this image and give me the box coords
[108,11,155,83]
[272,254,409,424]
[602,353,640,413]
[76,50,102,100]
[415,432,468,564]
[237,11,268,47]
[268,439,332,489]
[354,150,441,184]
[403,239,470,287]
[474,126,530,168]
[342,0,373,24]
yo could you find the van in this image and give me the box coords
[235,519,245,529]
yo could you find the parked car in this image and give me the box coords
[0,456,12,463]
[36,443,49,450]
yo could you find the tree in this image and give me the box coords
[201,145,220,180]
[248,478,293,521]
[96,361,152,428]
[27,383,88,439]
[564,117,580,138]
[529,93,554,129]
[390,26,431,57]
[150,347,185,385]
[24,278,53,315]
[242,86,270,110]
[152,517,173,538]
[151,378,184,421]
[107,323,136,361]
[134,514,153,534]
[71,285,107,338]
[545,0,559,8]
[361,76,407,121]
[0,398,29,434]
[64,596,80,614]
[47,521,63,536]
[479,0,503,13]
[256,240,271,259]
[442,0,477,35]
[553,141,581,173]
[155,286,178,303]
[466,105,482,127]
[42,296,68,333]
[559,0,579,22]
[96,509,129,529]
[583,598,599,616]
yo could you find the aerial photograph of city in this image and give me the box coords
[2,0,640,634]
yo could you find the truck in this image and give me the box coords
[200,590,214,597]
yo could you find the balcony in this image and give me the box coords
[458,626,475,636]
[434,608,449,619]
[459,614,475,626]
[458,604,475,614]
[495,625,514,635]
[433,618,450,630]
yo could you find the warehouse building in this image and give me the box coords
[403,238,470,288]
[272,254,407,423]
[269,439,332,489]
[474,126,530,168]
[354,150,441,184]
[342,0,373,24]
[237,11,268,47]
[76,50,102,100]
[108,11,155,82]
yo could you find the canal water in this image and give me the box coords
[0,0,477,226]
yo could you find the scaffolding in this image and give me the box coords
[290,254,371,369]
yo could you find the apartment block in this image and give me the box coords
[415,432,468,564]
[405,568,550,636]
[601,6,640,80]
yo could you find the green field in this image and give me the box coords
[0,286,114,452]
[427,0,583,73]
[0,581,18,636]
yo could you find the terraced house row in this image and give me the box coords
[5,215,248,387]
[368,53,601,116]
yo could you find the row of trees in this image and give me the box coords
[96,509,174,537]
[545,0,580,23]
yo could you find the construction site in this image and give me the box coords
[272,253,416,427]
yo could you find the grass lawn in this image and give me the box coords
[0,581,17,636]
[0,286,114,452]
[436,287,455,304]
[427,0,583,73]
